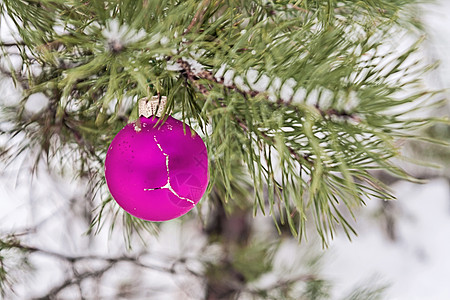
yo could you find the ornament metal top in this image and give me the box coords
[104,95,209,221]
[138,95,168,118]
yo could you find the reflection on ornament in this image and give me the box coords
[104,97,208,221]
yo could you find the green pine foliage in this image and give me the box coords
[0,0,445,248]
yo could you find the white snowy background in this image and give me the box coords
[1,1,449,299]
[323,2,450,298]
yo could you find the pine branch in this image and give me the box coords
[0,0,442,298]
[176,58,360,122]
[0,0,442,245]
[177,58,316,165]
[63,119,104,165]
[0,64,29,90]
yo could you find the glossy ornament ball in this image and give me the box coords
[105,116,208,221]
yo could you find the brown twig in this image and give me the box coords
[183,0,211,35]
[176,58,358,122]
[177,58,313,164]
[288,4,309,13]
[0,42,27,47]
[63,120,103,164]
[177,58,259,98]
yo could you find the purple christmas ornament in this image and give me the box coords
[104,97,208,221]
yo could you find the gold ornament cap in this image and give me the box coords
[138,96,168,118]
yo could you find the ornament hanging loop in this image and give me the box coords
[139,96,168,118]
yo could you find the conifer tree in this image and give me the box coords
[0,0,446,299]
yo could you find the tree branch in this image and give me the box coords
[177,58,315,166]
[32,264,115,300]
[0,42,27,47]
[176,58,359,122]
[1,237,203,298]
[183,0,210,35]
